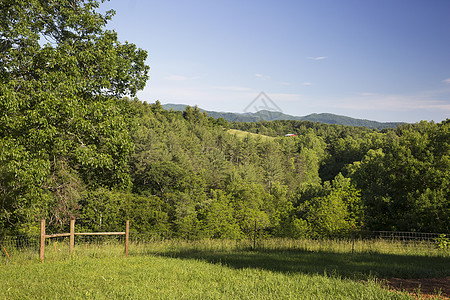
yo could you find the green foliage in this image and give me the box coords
[126,109,447,237]
[226,179,272,237]
[198,190,242,239]
[348,121,450,232]
[0,0,148,234]
[295,174,363,238]
[78,188,168,233]
[434,234,449,251]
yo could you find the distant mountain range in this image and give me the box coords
[162,104,402,129]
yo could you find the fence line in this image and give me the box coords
[0,229,447,260]
[352,230,445,242]
[39,219,129,261]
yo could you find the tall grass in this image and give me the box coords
[138,238,449,280]
[1,237,447,265]
[132,237,448,257]
[1,238,448,299]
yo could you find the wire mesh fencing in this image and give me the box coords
[356,231,445,242]
[0,235,40,260]
[1,230,448,261]
[347,231,448,252]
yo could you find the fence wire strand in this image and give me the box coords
[1,230,448,260]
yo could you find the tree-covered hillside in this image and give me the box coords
[3,96,449,236]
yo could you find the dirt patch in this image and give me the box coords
[384,277,449,299]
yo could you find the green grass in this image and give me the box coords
[227,129,274,140]
[0,238,448,299]
[0,255,411,299]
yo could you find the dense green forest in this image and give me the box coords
[1,0,448,237]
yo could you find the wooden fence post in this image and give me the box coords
[125,220,129,257]
[70,219,75,255]
[40,218,45,261]
[40,218,129,259]
[253,219,257,250]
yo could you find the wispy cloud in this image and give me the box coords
[307,56,328,61]
[302,82,313,86]
[443,78,450,84]
[255,73,270,80]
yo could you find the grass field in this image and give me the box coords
[227,129,274,140]
[1,238,448,299]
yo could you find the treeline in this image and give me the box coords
[129,104,449,236]
[232,119,450,233]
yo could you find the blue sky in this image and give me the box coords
[101,0,450,123]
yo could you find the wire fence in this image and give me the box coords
[1,230,448,260]
[0,234,40,251]
[355,230,445,242]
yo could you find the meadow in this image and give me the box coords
[1,238,448,299]
[227,128,274,140]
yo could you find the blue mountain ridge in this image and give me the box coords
[161,104,402,129]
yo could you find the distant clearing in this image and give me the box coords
[227,129,274,140]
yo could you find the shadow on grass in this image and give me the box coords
[150,248,450,280]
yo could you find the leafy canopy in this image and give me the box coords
[0,0,149,234]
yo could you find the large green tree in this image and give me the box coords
[0,0,149,234]
[348,121,449,232]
